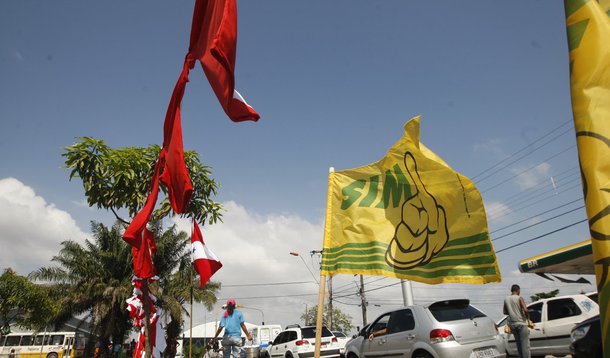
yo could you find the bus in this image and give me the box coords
[0,331,87,358]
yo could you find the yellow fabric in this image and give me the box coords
[321,117,500,284]
[565,0,610,351]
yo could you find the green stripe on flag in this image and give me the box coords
[320,262,498,279]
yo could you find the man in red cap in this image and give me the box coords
[212,298,253,358]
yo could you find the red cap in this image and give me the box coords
[226,298,236,307]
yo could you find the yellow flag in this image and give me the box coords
[321,117,501,284]
[564,0,610,351]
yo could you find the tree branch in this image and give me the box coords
[111,207,130,225]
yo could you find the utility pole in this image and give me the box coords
[359,275,367,326]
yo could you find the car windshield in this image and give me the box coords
[301,327,333,339]
[428,301,486,322]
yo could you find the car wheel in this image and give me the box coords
[46,353,58,358]
[412,351,433,358]
[285,352,294,358]
[346,353,359,358]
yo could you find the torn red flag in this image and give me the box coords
[132,228,157,279]
[160,62,193,214]
[191,219,222,287]
[123,151,164,247]
[188,0,259,122]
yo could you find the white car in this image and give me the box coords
[331,331,349,357]
[264,325,340,358]
[497,294,598,357]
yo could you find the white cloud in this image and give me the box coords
[0,178,88,275]
[485,201,512,223]
[512,162,552,190]
[473,139,506,158]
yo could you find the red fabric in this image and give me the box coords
[189,0,260,122]
[160,62,193,214]
[123,152,164,248]
[131,228,157,279]
[191,219,222,287]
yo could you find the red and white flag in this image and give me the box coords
[188,0,260,122]
[191,219,222,287]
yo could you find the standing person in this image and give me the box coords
[212,298,253,358]
[503,284,531,358]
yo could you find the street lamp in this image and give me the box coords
[290,252,319,284]
[237,305,265,325]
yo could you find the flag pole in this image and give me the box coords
[189,219,194,358]
[400,279,414,306]
[314,167,334,358]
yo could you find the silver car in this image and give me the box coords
[345,299,505,358]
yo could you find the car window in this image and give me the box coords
[428,302,486,322]
[272,332,285,345]
[301,327,333,339]
[388,309,415,333]
[548,298,582,321]
[369,313,391,335]
[332,331,346,338]
[19,335,33,346]
[528,302,543,323]
[287,331,298,342]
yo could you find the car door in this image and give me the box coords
[270,332,286,358]
[383,309,416,357]
[362,313,391,357]
[526,302,546,356]
[544,298,584,356]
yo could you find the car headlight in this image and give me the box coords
[571,324,590,342]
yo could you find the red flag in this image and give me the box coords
[191,219,222,287]
[123,152,164,247]
[188,0,260,122]
[160,62,193,214]
[131,228,157,279]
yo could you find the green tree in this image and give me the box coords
[0,268,57,335]
[59,137,224,356]
[62,137,222,225]
[300,305,353,333]
[530,289,560,302]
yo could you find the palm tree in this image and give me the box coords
[147,222,220,357]
[31,221,220,358]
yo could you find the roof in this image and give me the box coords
[518,239,593,274]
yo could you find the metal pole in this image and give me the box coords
[359,275,367,326]
[400,279,414,306]
[189,284,193,358]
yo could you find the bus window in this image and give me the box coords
[49,335,64,345]
[34,334,49,346]
[20,335,33,346]
[5,336,21,346]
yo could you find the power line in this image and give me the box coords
[488,186,582,222]
[491,205,585,242]
[222,281,317,288]
[490,198,584,234]
[480,144,577,194]
[486,170,580,214]
[495,219,588,254]
[472,121,573,182]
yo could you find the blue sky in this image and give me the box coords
[0,1,595,329]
